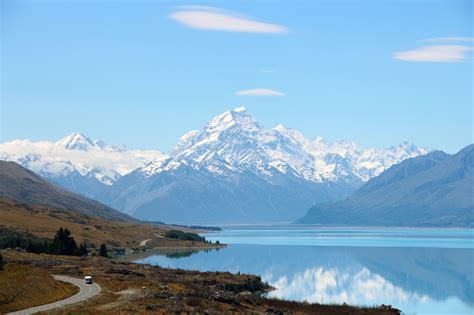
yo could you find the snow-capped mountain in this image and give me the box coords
[0,107,430,224]
[0,133,167,197]
[138,106,429,184]
[100,107,429,224]
[55,132,128,152]
[297,145,474,227]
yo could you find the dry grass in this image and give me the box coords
[0,263,79,313]
[0,198,220,250]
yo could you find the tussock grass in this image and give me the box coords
[0,263,78,313]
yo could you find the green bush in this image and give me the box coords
[164,230,205,242]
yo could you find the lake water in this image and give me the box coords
[132,226,474,315]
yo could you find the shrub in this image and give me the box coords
[164,230,205,242]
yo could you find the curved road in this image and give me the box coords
[8,275,101,315]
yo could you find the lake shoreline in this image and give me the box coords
[139,226,474,314]
[1,250,401,314]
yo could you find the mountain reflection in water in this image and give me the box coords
[132,229,474,315]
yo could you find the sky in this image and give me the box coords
[1,0,472,153]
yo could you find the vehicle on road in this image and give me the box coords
[84,276,92,284]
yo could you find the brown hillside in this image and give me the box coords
[0,160,132,222]
[0,263,78,313]
[0,197,216,249]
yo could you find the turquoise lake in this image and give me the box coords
[133,226,474,315]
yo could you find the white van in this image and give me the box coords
[84,276,93,284]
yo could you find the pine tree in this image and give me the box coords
[51,227,77,255]
[26,238,34,253]
[13,236,21,248]
[43,240,50,254]
[76,243,88,256]
[98,243,108,258]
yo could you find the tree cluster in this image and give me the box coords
[0,228,88,257]
[165,229,205,242]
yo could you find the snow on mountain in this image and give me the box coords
[297,145,474,227]
[0,107,431,224]
[0,134,168,186]
[0,107,428,189]
[139,107,430,184]
[55,132,96,151]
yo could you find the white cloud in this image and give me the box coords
[393,45,472,62]
[235,88,286,96]
[424,37,474,43]
[169,7,288,34]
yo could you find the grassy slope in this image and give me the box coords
[0,197,216,250]
[0,263,79,313]
[0,160,132,222]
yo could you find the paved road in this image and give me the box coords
[7,275,101,315]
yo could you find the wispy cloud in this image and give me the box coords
[169,7,288,34]
[236,88,286,96]
[393,45,472,62]
[424,37,474,43]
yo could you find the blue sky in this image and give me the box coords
[1,0,472,153]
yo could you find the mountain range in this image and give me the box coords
[0,132,167,198]
[0,107,430,224]
[297,144,474,227]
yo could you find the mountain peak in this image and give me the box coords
[399,141,418,151]
[206,107,260,134]
[56,132,95,151]
[170,108,262,160]
[274,124,286,131]
[63,132,87,140]
[387,141,430,156]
